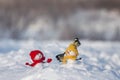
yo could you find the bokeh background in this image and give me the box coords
[0,0,120,41]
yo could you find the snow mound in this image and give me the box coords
[0,40,120,80]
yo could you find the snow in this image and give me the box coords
[0,40,120,80]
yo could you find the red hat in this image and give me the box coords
[30,50,45,62]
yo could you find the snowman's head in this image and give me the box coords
[30,50,45,62]
[34,53,43,60]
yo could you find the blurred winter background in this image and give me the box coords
[0,0,120,41]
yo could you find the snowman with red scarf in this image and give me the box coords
[25,50,52,67]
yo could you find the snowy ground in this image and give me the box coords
[0,40,120,80]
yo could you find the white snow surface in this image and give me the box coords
[0,40,120,80]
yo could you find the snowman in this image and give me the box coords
[25,50,52,67]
